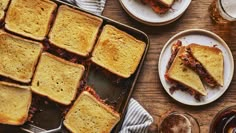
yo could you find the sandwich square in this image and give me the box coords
[5,0,57,40]
[0,82,31,125]
[0,31,43,83]
[0,0,10,21]
[31,53,85,105]
[49,5,103,57]
[64,91,120,133]
[91,25,146,78]
[159,0,174,7]
[167,46,207,96]
[187,44,224,86]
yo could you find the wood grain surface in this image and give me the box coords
[103,0,236,132]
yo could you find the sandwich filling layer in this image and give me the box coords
[165,40,182,73]
[180,47,219,87]
[165,41,206,100]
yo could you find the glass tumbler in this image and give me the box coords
[209,0,236,24]
[210,105,236,133]
[158,112,200,133]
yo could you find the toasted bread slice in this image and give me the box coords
[64,90,120,133]
[5,0,57,40]
[0,81,31,125]
[0,31,43,83]
[166,46,207,96]
[0,0,10,21]
[49,5,103,57]
[91,25,146,78]
[31,53,85,105]
[158,0,174,7]
[188,44,224,86]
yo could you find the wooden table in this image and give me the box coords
[103,0,236,132]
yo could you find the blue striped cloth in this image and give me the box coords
[62,0,106,14]
[62,1,154,132]
[120,98,153,133]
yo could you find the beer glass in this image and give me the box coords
[209,0,236,24]
[210,105,236,133]
[158,112,200,133]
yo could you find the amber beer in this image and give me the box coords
[210,105,236,133]
[159,112,200,133]
[209,0,236,24]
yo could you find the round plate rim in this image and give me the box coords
[158,29,234,106]
[118,0,192,26]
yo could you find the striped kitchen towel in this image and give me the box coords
[120,98,153,133]
[62,0,106,15]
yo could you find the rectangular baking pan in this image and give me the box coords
[0,0,150,132]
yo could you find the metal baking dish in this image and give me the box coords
[0,0,149,132]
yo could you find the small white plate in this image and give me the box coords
[158,29,234,106]
[119,0,192,26]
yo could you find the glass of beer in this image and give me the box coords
[158,112,200,133]
[209,0,236,24]
[210,105,236,133]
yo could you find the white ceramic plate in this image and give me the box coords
[158,29,234,106]
[119,0,192,26]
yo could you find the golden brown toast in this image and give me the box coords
[49,5,103,57]
[91,25,146,78]
[0,31,43,83]
[188,44,224,86]
[0,81,31,125]
[166,46,207,96]
[158,0,174,7]
[5,0,57,40]
[31,52,85,105]
[64,90,120,133]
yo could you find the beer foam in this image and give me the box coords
[159,114,191,133]
[221,0,236,18]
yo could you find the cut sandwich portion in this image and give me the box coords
[49,5,103,57]
[5,0,57,40]
[158,0,175,7]
[166,45,207,96]
[0,31,43,83]
[91,25,146,78]
[0,81,31,125]
[166,40,182,73]
[180,43,224,87]
[64,87,120,133]
[31,52,85,105]
[141,0,174,14]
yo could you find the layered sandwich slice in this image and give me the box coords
[0,82,32,125]
[64,87,120,133]
[158,0,175,7]
[180,44,224,87]
[166,43,207,96]
[31,52,85,105]
[141,0,174,14]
